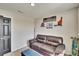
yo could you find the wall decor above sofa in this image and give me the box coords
[54,17,63,26]
[41,16,63,29]
[41,16,56,29]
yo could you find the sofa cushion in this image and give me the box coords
[46,36,63,43]
[32,42,56,53]
[37,35,46,40]
[36,35,46,43]
[46,40,59,46]
[32,42,44,48]
[37,39,46,43]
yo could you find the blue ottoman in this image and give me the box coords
[21,49,42,56]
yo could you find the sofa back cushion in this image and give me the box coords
[36,34,63,46]
[46,40,59,46]
[36,34,46,43]
[46,36,63,44]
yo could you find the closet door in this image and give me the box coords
[0,16,11,56]
[0,16,4,55]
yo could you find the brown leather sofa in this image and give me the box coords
[29,34,65,56]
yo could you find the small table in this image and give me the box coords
[21,49,42,56]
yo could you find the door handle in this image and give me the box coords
[0,38,4,40]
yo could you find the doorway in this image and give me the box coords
[0,15,11,56]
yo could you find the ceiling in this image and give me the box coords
[0,3,79,19]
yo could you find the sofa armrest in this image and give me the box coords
[29,39,37,44]
[57,50,65,56]
[54,44,65,56]
[29,39,37,47]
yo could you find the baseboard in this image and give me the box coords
[11,44,28,53]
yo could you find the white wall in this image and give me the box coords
[0,9,34,51]
[35,8,78,54]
